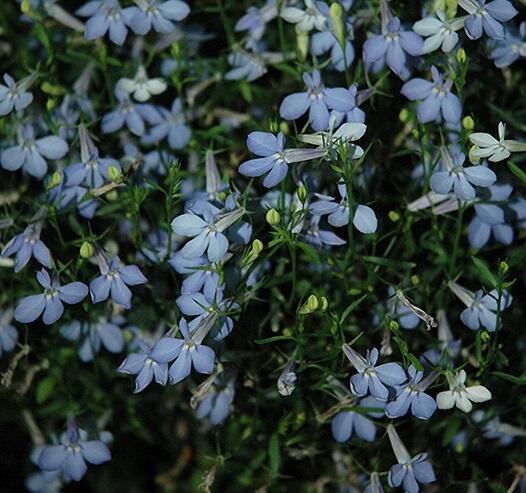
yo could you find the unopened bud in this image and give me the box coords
[299,294,319,315]
[279,121,289,134]
[297,185,308,203]
[318,296,328,312]
[266,208,280,226]
[269,121,279,133]
[21,0,31,14]
[411,275,420,286]
[108,165,122,182]
[46,98,57,111]
[388,210,400,222]
[468,145,481,164]
[499,261,509,275]
[456,48,467,64]
[462,116,475,130]
[481,330,491,343]
[46,171,62,190]
[296,28,309,60]
[329,3,345,45]
[389,320,400,332]
[80,241,95,259]
[399,108,409,123]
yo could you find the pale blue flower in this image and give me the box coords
[124,0,190,35]
[303,215,346,247]
[0,309,18,358]
[1,223,52,272]
[77,0,130,45]
[461,0,518,40]
[0,73,33,116]
[196,378,236,424]
[489,22,526,67]
[332,396,386,443]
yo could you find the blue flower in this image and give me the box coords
[0,73,33,115]
[330,84,366,125]
[311,26,355,72]
[225,50,268,82]
[401,66,461,124]
[77,0,130,45]
[331,396,385,443]
[363,17,423,80]
[303,215,346,247]
[0,309,18,358]
[118,340,168,392]
[385,366,437,420]
[124,0,190,35]
[141,98,191,149]
[1,223,52,272]
[387,287,419,330]
[196,378,236,425]
[461,289,512,332]
[89,256,147,309]
[387,425,436,493]
[489,22,526,67]
[460,0,518,40]
[238,131,327,188]
[101,88,162,136]
[279,69,355,131]
[15,269,88,325]
[309,180,378,233]
[1,125,68,179]
[430,151,496,200]
[168,251,220,298]
[343,345,407,401]
[235,0,277,47]
[468,184,514,248]
[150,317,216,384]
[171,202,244,262]
[38,421,111,482]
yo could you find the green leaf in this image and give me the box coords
[491,371,526,385]
[297,241,321,265]
[36,377,55,404]
[407,353,424,372]
[507,161,526,185]
[471,257,497,288]
[339,294,368,325]
[268,433,280,474]
[254,335,295,345]
[361,256,416,270]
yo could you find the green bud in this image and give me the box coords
[296,28,309,60]
[388,210,400,222]
[389,320,400,332]
[106,190,118,201]
[329,3,345,46]
[456,48,467,64]
[299,294,319,315]
[399,108,409,123]
[481,330,491,343]
[499,261,509,275]
[349,288,361,295]
[252,239,264,256]
[468,144,481,164]
[41,82,66,96]
[269,120,279,133]
[297,185,308,203]
[266,208,280,226]
[318,296,328,312]
[279,121,289,134]
[46,98,57,111]
[445,0,458,18]
[462,116,475,130]
[411,275,420,286]
[108,165,122,182]
[47,171,62,190]
[21,0,31,14]
[411,128,419,139]
[80,241,95,259]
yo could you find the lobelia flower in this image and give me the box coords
[60,317,125,362]
[15,269,88,325]
[76,0,130,45]
[238,131,327,188]
[235,0,277,45]
[430,149,496,201]
[385,366,438,420]
[342,344,407,401]
[387,425,436,493]
[331,394,386,443]
[279,69,356,131]
[363,472,385,493]
[330,84,367,125]
[89,255,147,310]
[0,309,18,358]
[311,20,355,72]
[469,121,526,163]
[0,73,34,115]
[280,0,328,32]
[124,0,190,35]
[116,66,167,103]
[303,214,346,247]
[26,447,63,493]
[101,87,162,136]
[436,370,492,412]
[1,222,52,272]
[412,10,466,53]
[401,66,461,124]
[118,340,168,392]
[458,0,518,40]
[468,183,514,248]
[171,202,245,262]
[1,125,68,179]
[141,98,191,149]
[225,50,268,82]
[309,179,378,234]
[196,378,235,424]
[168,251,220,298]
[64,126,121,189]
[449,281,512,332]
[38,420,111,481]
[48,179,100,219]
[489,22,526,68]
[387,287,419,330]
[363,16,423,80]
[150,316,216,384]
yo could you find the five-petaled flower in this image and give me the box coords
[436,370,492,413]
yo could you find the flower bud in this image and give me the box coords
[318,296,328,312]
[481,330,491,343]
[399,108,409,123]
[269,120,279,133]
[499,261,509,275]
[462,116,475,130]
[108,165,122,182]
[468,144,481,164]
[46,98,57,111]
[388,210,400,222]
[446,0,458,18]
[411,275,420,286]
[297,185,308,204]
[279,121,289,134]
[21,0,31,14]
[456,48,467,64]
[329,3,345,46]
[47,171,62,190]
[299,294,319,315]
[80,241,95,259]
[266,208,280,226]
[389,320,400,332]
[296,28,309,60]
[252,239,264,256]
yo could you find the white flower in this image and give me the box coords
[117,66,167,102]
[469,122,526,163]
[297,122,367,158]
[413,11,466,53]
[436,370,492,413]
[280,0,327,32]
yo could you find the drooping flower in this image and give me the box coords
[0,309,18,358]
[150,317,216,384]
[363,17,423,80]
[342,344,407,401]
[15,269,88,325]
[469,122,526,163]
[38,420,111,481]
[436,370,492,412]
[458,0,518,40]
[309,179,377,234]
[387,425,436,493]
[89,255,147,309]
[124,0,190,35]
[1,125,68,179]
[279,69,356,131]
[303,214,346,247]
[401,66,461,124]
[0,73,34,116]
[76,0,130,45]
[430,149,496,201]
[385,366,438,420]
[412,10,465,53]
[196,378,236,425]
[116,66,167,102]
[489,22,526,67]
